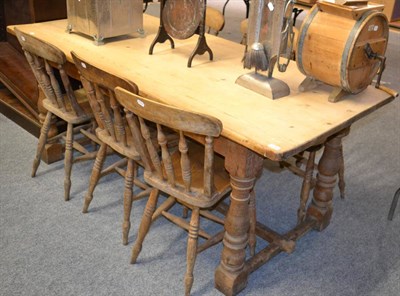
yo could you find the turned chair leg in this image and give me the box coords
[184,208,200,296]
[32,111,52,177]
[122,159,135,245]
[131,188,159,263]
[83,143,107,213]
[64,122,74,201]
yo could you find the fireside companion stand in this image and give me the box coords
[236,0,295,100]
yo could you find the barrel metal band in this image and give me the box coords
[296,5,318,76]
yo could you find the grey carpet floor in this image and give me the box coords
[1,2,400,295]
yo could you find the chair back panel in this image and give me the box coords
[15,28,85,117]
[114,88,222,136]
[71,51,139,146]
[115,87,223,198]
[14,27,66,64]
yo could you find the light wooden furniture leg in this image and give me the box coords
[131,188,159,263]
[306,129,349,230]
[184,208,200,296]
[215,145,263,296]
[122,159,135,245]
[64,122,74,201]
[82,142,107,213]
[31,111,52,177]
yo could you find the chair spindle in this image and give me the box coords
[158,124,175,186]
[44,61,66,111]
[139,117,163,178]
[179,131,191,193]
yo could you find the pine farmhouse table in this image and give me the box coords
[9,14,397,296]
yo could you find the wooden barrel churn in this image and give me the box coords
[296,2,389,94]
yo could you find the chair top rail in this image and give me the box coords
[115,87,222,137]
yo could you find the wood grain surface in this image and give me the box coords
[8,14,395,161]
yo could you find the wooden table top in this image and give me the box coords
[8,14,395,161]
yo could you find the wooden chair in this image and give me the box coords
[205,7,225,36]
[71,51,152,245]
[114,88,231,295]
[15,28,96,201]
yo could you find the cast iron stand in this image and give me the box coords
[149,0,213,68]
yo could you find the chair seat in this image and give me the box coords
[43,88,93,124]
[96,127,140,161]
[144,140,231,208]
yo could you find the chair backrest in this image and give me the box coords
[205,7,225,36]
[71,51,139,147]
[14,28,85,117]
[114,87,223,198]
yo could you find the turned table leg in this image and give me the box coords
[307,128,349,231]
[215,144,263,296]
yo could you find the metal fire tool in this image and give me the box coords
[236,0,294,99]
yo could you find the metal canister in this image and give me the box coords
[66,0,144,45]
